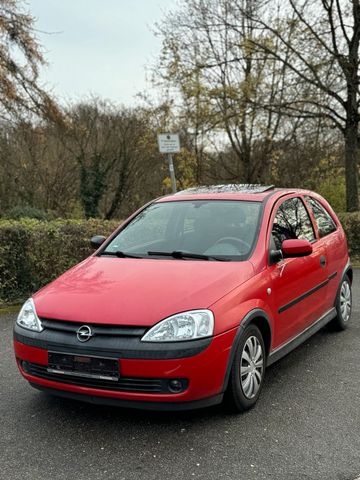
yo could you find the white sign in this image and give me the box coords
[158,133,180,153]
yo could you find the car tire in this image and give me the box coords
[330,274,352,331]
[224,324,266,413]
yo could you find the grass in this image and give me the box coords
[0,304,21,315]
[351,256,360,268]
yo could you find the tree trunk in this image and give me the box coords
[345,124,359,212]
[344,121,359,212]
[79,155,107,219]
[343,1,360,212]
[344,73,359,212]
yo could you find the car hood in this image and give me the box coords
[33,257,254,326]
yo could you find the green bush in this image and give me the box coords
[337,212,360,259]
[0,219,119,304]
[4,205,52,221]
[317,178,346,213]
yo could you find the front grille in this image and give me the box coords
[24,362,187,394]
[40,318,146,338]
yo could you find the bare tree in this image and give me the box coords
[221,0,360,211]
[0,0,59,120]
[0,0,61,215]
[156,0,314,185]
[0,119,78,215]
[61,99,161,219]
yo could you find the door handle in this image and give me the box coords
[320,256,326,268]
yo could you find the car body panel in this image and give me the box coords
[33,256,254,330]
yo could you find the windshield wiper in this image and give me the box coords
[99,250,143,259]
[147,251,230,261]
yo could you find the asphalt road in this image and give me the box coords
[1,271,359,480]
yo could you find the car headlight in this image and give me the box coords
[141,310,214,342]
[16,298,43,332]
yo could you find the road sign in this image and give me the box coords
[158,133,180,153]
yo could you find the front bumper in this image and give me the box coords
[13,324,237,409]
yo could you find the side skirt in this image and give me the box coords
[267,308,337,366]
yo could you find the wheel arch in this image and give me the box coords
[334,262,353,307]
[345,266,353,284]
[221,309,272,393]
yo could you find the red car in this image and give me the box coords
[14,185,353,411]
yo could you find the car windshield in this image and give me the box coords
[102,200,262,261]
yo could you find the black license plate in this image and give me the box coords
[48,352,119,381]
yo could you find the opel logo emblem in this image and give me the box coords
[76,325,93,342]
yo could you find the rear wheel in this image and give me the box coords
[331,274,352,330]
[224,324,266,412]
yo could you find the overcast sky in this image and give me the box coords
[28,0,176,105]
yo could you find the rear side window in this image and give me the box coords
[305,196,337,238]
[272,197,315,249]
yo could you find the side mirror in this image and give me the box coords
[282,239,313,258]
[90,235,106,249]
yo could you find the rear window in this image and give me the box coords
[305,196,337,238]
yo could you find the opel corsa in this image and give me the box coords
[14,185,353,411]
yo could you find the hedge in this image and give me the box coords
[0,213,359,305]
[337,212,360,258]
[0,219,119,304]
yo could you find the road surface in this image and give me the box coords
[0,271,359,480]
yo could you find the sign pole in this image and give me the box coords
[167,153,177,193]
[158,133,180,194]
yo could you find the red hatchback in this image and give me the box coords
[14,185,353,411]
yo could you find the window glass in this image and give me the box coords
[272,197,315,250]
[104,200,262,260]
[305,196,337,238]
[108,203,176,251]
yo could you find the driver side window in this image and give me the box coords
[272,197,315,250]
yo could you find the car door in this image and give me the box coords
[304,195,344,310]
[267,196,329,348]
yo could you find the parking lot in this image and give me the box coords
[0,270,359,480]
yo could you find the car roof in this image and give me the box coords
[155,184,307,203]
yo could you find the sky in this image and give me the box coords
[27,0,177,105]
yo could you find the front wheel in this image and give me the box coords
[331,274,352,330]
[224,324,266,412]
